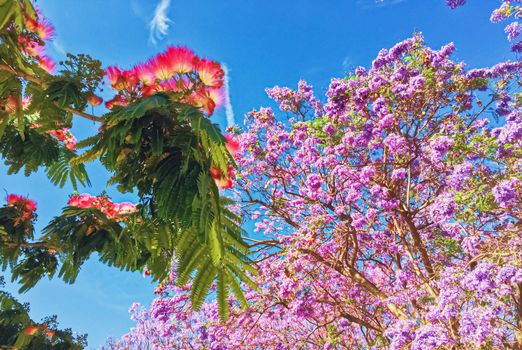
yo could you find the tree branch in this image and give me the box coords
[0,63,104,122]
[299,248,408,319]
[3,241,49,249]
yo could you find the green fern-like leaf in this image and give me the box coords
[216,270,229,321]
[190,261,217,311]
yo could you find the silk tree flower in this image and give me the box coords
[48,128,77,152]
[113,202,138,215]
[186,86,225,116]
[17,35,44,57]
[158,46,196,75]
[87,94,103,107]
[68,193,96,208]
[224,134,240,158]
[24,16,55,40]
[196,58,224,88]
[133,63,156,85]
[6,194,37,220]
[23,325,39,336]
[106,66,125,90]
[209,165,234,189]
[68,194,137,221]
[37,55,55,74]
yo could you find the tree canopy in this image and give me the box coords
[0,1,255,346]
[2,0,522,349]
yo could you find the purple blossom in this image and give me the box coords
[490,3,510,23]
[429,193,457,223]
[459,307,497,345]
[461,262,496,296]
[384,133,407,154]
[496,92,511,116]
[512,39,522,52]
[505,21,522,41]
[391,168,406,180]
[446,0,466,10]
[461,235,480,255]
[411,325,454,350]
[351,213,367,229]
[429,136,454,161]
[306,174,322,191]
[448,162,472,190]
[324,78,349,118]
[378,113,396,128]
[492,178,520,207]
[384,320,416,349]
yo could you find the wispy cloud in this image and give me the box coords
[149,0,172,44]
[52,39,66,55]
[357,0,407,9]
[342,56,354,71]
[222,64,235,127]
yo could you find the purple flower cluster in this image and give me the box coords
[445,0,466,10]
[492,178,520,207]
[505,21,522,41]
[113,34,522,350]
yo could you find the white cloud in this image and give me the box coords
[342,56,353,71]
[149,0,172,44]
[52,39,66,55]
[357,0,407,9]
[222,64,236,127]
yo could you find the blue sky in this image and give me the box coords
[1,0,514,347]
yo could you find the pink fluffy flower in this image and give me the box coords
[68,194,96,208]
[196,58,224,88]
[37,55,55,74]
[114,202,138,215]
[24,16,54,41]
[224,134,240,158]
[7,194,37,220]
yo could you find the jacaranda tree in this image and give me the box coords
[2,0,522,349]
[0,0,254,346]
[109,18,522,350]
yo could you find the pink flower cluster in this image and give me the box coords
[17,11,56,73]
[105,46,226,116]
[6,194,37,221]
[68,194,137,221]
[2,95,32,116]
[208,134,240,189]
[48,128,77,152]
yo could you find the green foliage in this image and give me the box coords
[59,53,105,96]
[0,0,36,33]
[0,277,87,349]
[46,79,83,110]
[70,95,254,320]
[0,125,60,175]
[0,125,89,189]
[45,150,91,190]
[0,3,254,324]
